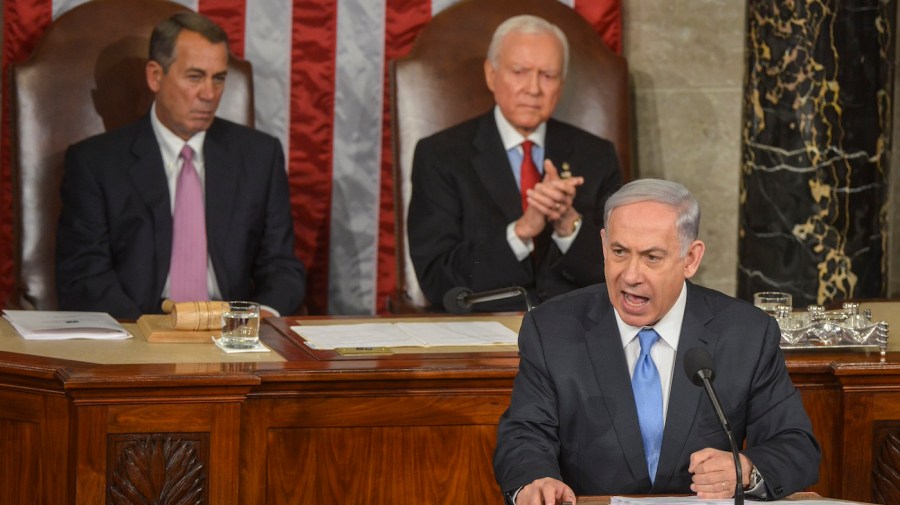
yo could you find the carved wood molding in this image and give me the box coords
[107,434,209,505]
[873,429,900,505]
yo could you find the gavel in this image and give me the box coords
[161,299,230,330]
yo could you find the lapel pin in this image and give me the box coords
[560,162,572,179]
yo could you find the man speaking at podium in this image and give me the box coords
[407,15,621,312]
[56,11,305,319]
[493,179,819,504]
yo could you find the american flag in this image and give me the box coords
[1,0,621,315]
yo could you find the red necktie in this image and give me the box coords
[519,140,541,212]
[169,145,209,302]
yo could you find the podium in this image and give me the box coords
[1,309,899,504]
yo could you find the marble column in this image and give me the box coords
[738,0,895,307]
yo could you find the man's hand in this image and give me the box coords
[515,199,549,240]
[515,477,576,505]
[515,160,583,240]
[525,160,583,236]
[689,447,753,499]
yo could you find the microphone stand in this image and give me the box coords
[443,286,534,313]
[699,377,744,505]
[463,286,533,311]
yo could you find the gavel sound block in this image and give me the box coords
[137,301,230,343]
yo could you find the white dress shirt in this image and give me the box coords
[614,282,688,421]
[149,102,223,301]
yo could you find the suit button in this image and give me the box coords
[775,487,783,495]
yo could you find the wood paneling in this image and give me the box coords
[70,401,242,504]
[265,425,498,504]
[1,318,900,503]
[239,394,508,504]
[1,418,41,503]
[0,389,69,504]
[797,388,841,497]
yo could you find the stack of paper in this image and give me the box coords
[292,321,518,350]
[3,310,132,340]
[612,498,734,505]
[611,497,863,505]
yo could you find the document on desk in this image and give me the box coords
[3,310,132,340]
[291,321,518,349]
[611,497,867,505]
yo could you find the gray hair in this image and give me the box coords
[149,11,229,72]
[486,15,569,79]
[603,179,701,256]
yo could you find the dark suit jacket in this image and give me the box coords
[493,282,820,499]
[56,114,306,319]
[407,111,622,311]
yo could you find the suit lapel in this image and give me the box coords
[656,283,716,489]
[469,116,577,221]
[544,119,576,173]
[531,121,577,267]
[202,120,239,297]
[583,298,651,486]
[127,116,172,294]
[472,113,523,223]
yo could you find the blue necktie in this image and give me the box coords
[633,328,663,484]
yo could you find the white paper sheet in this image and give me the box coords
[611,496,867,505]
[3,310,132,340]
[291,321,517,350]
[395,321,519,346]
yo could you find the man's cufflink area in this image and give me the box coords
[506,486,522,504]
[746,465,761,489]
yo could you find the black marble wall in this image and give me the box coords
[738,0,895,307]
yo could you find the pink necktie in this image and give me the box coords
[520,140,541,212]
[169,145,208,302]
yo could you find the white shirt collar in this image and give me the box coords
[615,281,689,351]
[493,105,546,152]
[149,101,207,169]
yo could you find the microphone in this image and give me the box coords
[442,286,534,314]
[684,347,744,505]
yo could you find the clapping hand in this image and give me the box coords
[515,160,583,240]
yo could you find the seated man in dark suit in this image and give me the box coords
[493,179,820,504]
[407,14,622,312]
[56,11,305,319]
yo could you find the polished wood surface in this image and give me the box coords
[1,310,899,504]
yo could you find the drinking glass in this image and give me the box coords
[753,292,792,316]
[219,301,260,349]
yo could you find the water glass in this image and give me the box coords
[753,292,792,316]
[220,301,260,349]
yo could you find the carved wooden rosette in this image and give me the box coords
[873,428,900,505]
[107,434,209,504]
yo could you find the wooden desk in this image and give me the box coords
[0,314,521,505]
[1,309,899,504]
